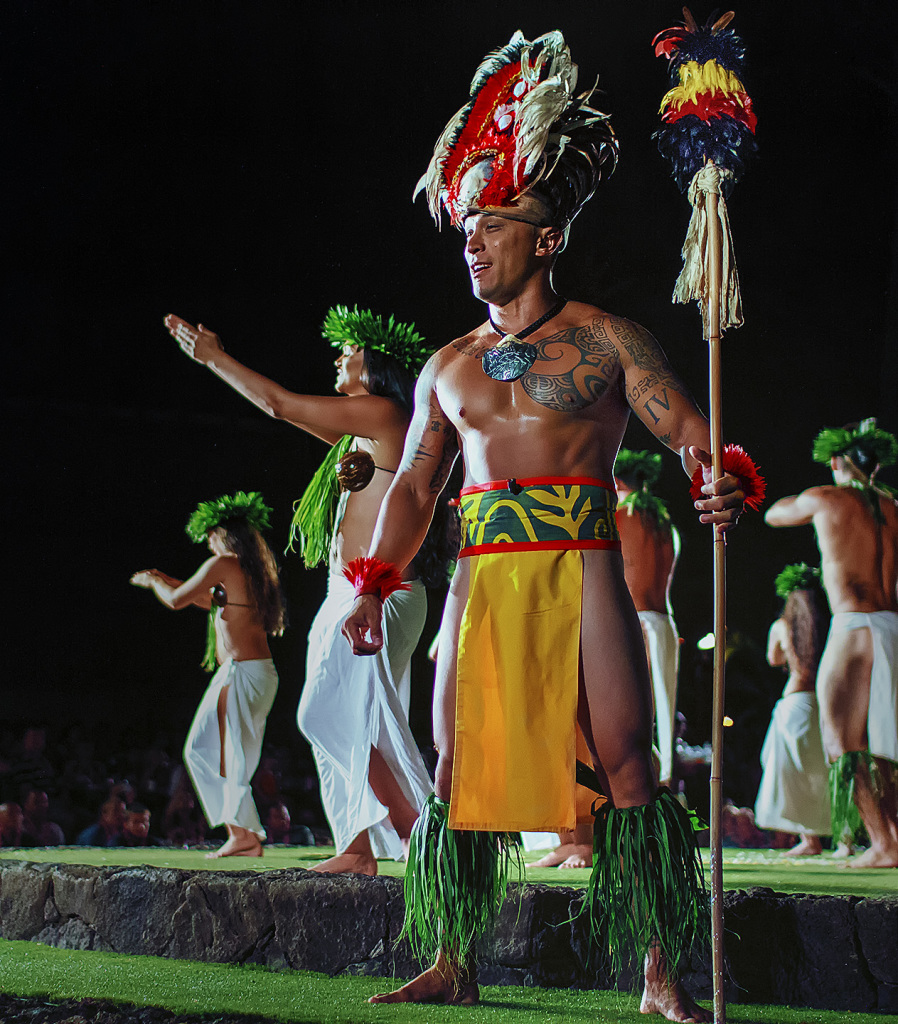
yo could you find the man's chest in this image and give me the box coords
[441,325,623,424]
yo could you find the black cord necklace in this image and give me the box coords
[482,298,567,382]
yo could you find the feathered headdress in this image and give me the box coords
[322,305,431,377]
[812,418,898,470]
[774,562,822,600]
[653,9,757,192]
[186,491,272,543]
[416,31,618,229]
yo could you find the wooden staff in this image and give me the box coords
[652,10,760,1021]
[706,186,726,1023]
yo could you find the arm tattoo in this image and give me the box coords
[612,320,690,409]
[428,431,460,493]
[520,321,619,412]
[399,393,460,494]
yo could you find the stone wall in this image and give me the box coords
[1,860,896,1013]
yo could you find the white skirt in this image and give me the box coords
[298,574,433,859]
[184,657,278,838]
[639,610,680,783]
[827,610,898,762]
[754,690,830,835]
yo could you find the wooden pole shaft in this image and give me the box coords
[706,188,727,1024]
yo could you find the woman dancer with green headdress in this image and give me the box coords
[130,491,286,858]
[164,308,452,874]
[754,563,831,856]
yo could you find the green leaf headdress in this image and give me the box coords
[614,448,671,533]
[185,491,274,672]
[614,448,663,489]
[288,307,432,568]
[812,418,898,473]
[322,305,432,376]
[774,562,822,600]
[186,491,273,543]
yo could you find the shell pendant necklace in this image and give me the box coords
[482,297,567,382]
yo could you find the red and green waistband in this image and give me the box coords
[458,477,621,557]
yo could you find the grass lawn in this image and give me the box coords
[3,844,897,899]
[2,938,897,1024]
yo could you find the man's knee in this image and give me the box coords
[434,753,453,802]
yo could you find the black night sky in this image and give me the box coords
[4,2,897,769]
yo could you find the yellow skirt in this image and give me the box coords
[450,477,620,832]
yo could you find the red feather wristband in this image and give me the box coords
[343,557,412,602]
[690,444,766,511]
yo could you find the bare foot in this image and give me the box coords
[782,835,823,857]
[369,962,478,1005]
[558,844,593,869]
[310,851,378,875]
[205,835,263,859]
[847,845,898,868]
[532,843,578,867]
[642,949,712,1022]
[640,982,712,1022]
[832,841,856,859]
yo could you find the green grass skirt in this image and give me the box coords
[401,793,523,966]
[585,788,708,979]
[829,750,898,843]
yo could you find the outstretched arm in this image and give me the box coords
[342,357,459,654]
[613,318,744,529]
[765,489,819,528]
[130,556,225,611]
[164,315,405,445]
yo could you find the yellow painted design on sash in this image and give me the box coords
[459,483,618,551]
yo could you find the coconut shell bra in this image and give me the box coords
[335,450,396,492]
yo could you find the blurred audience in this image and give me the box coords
[76,796,126,847]
[20,786,65,846]
[0,802,24,847]
[117,802,164,847]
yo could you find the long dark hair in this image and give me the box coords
[782,587,829,678]
[218,519,286,635]
[362,348,454,588]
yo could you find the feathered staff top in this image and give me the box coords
[416,31,617,228]
[653,8,757,192]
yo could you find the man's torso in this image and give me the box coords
[435,302,633,484]
[812,486,898,613]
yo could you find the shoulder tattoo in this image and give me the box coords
[610,319,692,422]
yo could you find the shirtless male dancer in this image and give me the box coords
[766,419,898,868]
[131,491,285,857]
[165,308,450,874]
[342,32,756,1021]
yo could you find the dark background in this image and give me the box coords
[4,1,897,795]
